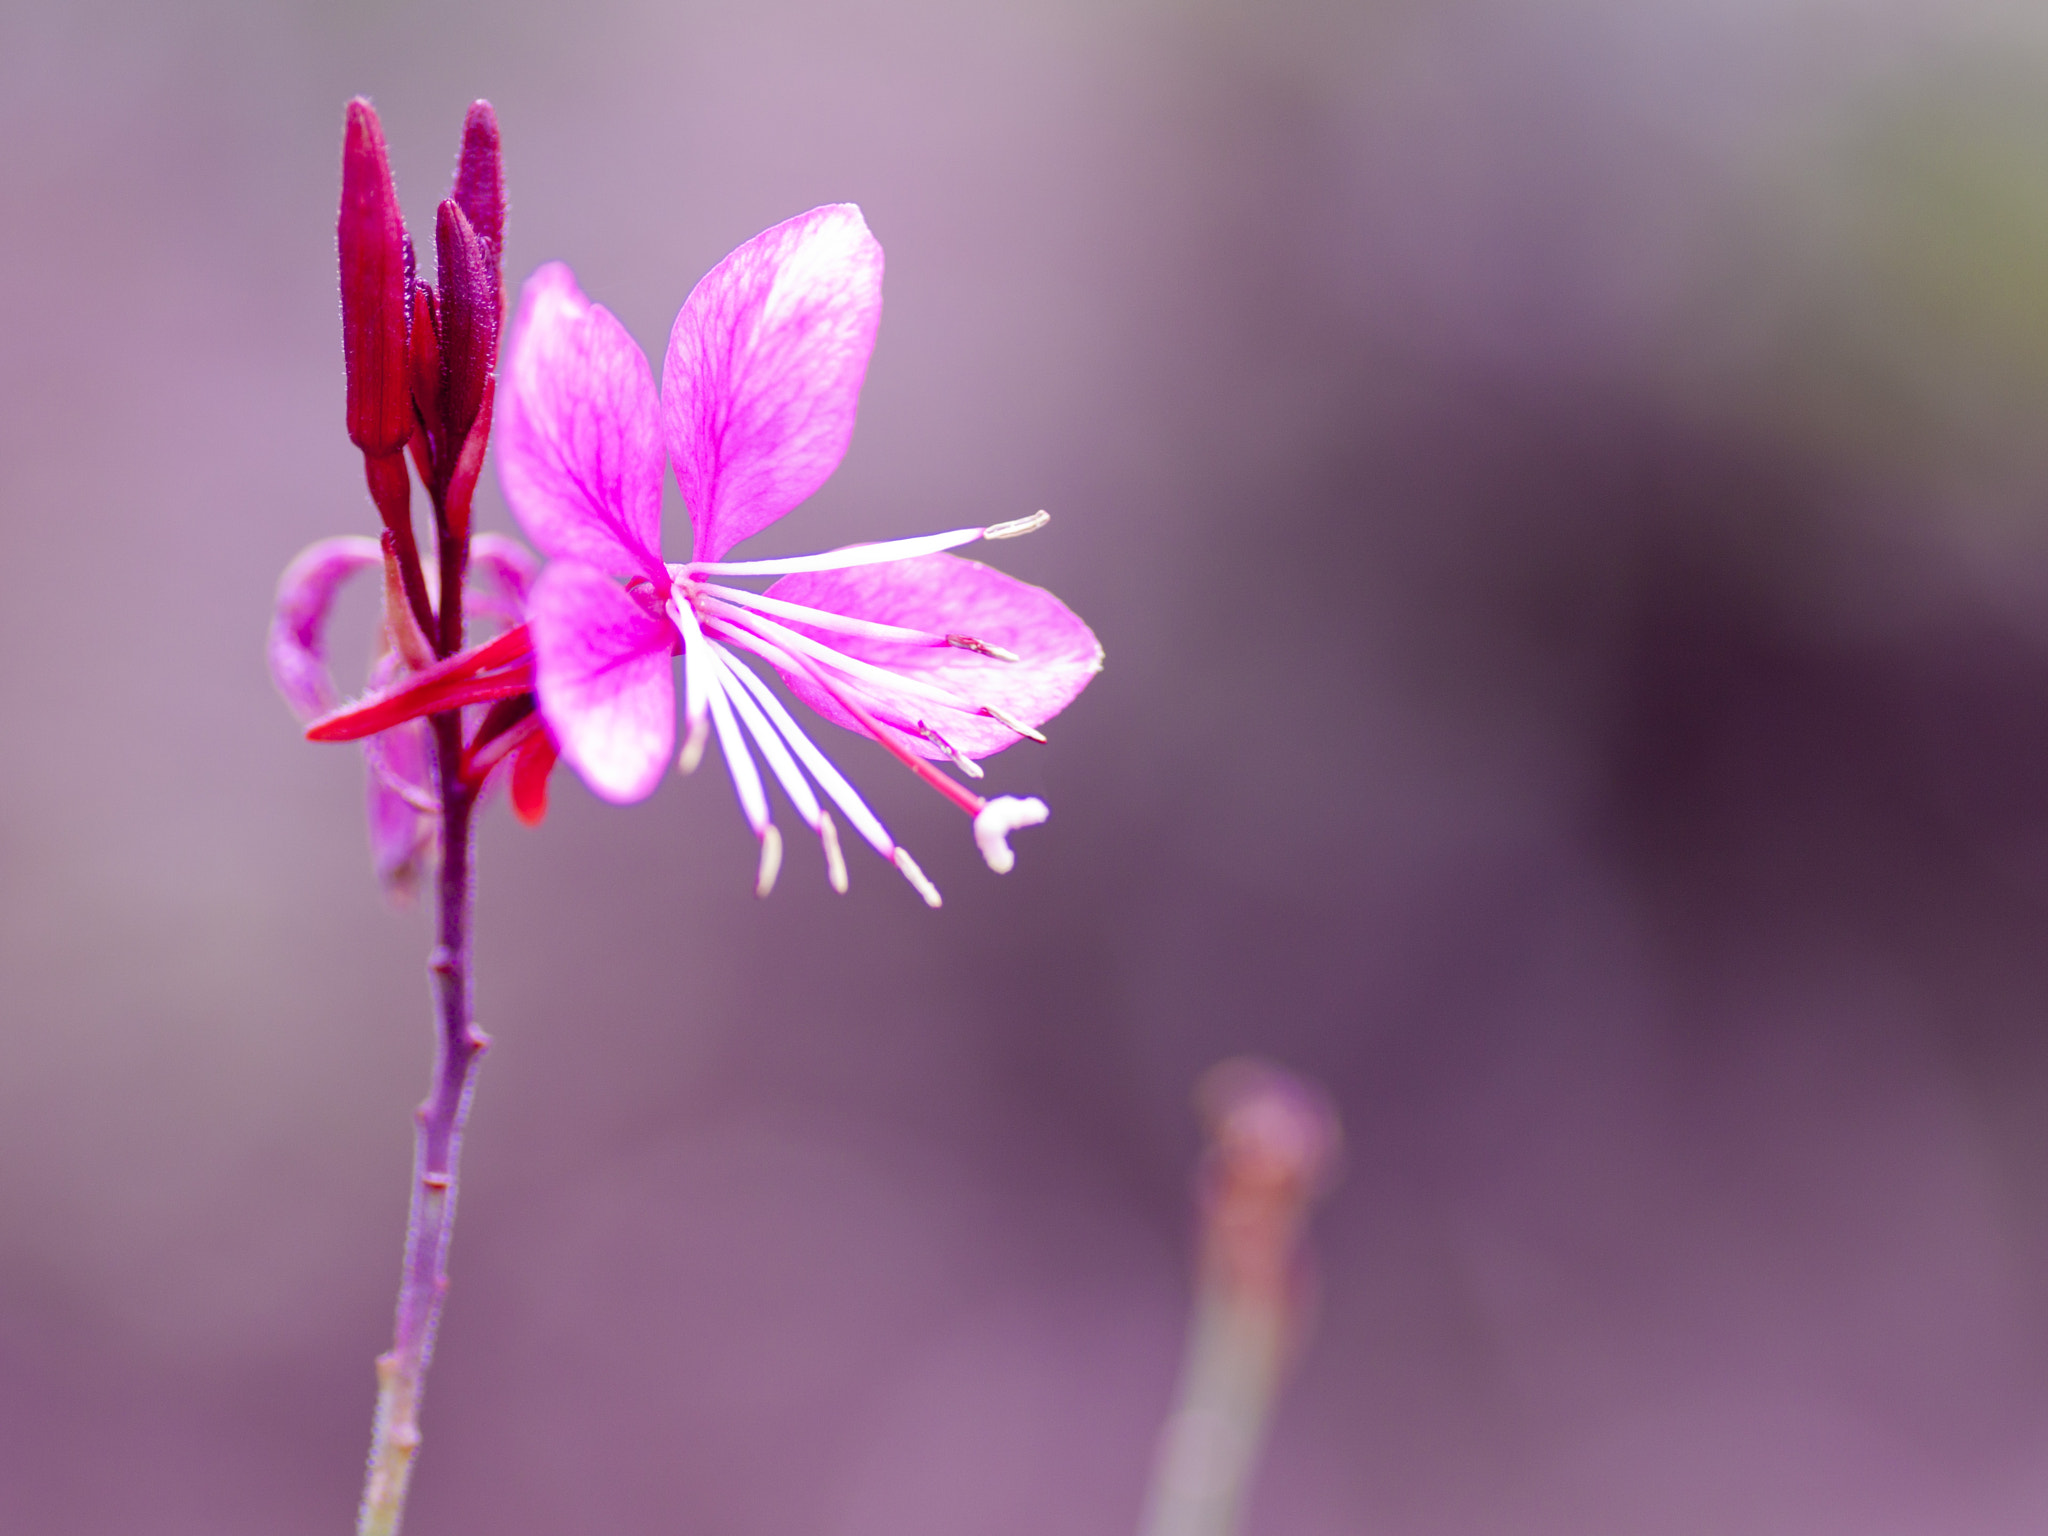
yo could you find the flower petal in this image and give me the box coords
[270,535,382,722]
[528,560,677,803]
[498,262,667,581]
[663,204,884,562]
[759,553,1102,757]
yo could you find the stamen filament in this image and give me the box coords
[668,593,713,773]
[699,585,963,648]
[763,640,987,820]
[718,642,898,859]
[893,847,943,908]
[706,606,983,719]
[704,644,824,828]
[701,649,771,835]
[680,523,993,577]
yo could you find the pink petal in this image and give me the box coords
[663,205,884,562]
[498,262,668,582]
[761,553,1102,758]
[528,559,677,803]
[270,535,382,721]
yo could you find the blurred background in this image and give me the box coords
[13,0,2048,1530]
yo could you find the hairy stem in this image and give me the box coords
[357,713,487,1536]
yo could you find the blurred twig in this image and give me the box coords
[1139,1059,1341,1536]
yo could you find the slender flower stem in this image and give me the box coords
[1139,1061,1340,1536]
[357,712,488,1536]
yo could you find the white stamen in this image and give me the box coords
[701,586,959,648]
[893,847,943,908]
[708,608,980,718]
[755,824,783,898]
[702,655,771,834]
[706,644,823,826]
[973,796,1049,874]
[679,716,710,775]
[719,643,898,859]
[670,592,713,771]
[983,510,1050,540]
[681,525,987,577]
[818,811,849,894]
[981,704,1048,743]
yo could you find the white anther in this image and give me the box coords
[756,825,783,898]
[893,847,943,908]
[946,633,1021,663]
[973,796,1049,874]
[983,511,1050,540]
[918,723,985,780]
[678,714,710,775]
[980,704,1048,743]
[818,812,849,894]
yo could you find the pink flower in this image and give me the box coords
[497,205,1101,903]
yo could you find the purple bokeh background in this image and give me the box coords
[10,0,2048,1530]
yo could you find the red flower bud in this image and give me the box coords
[338,99,411,457]
[435,200,495,461]
[451,101,505,327]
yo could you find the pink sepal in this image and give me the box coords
[270,535,383,721]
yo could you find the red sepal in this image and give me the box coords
[510,731,558,826]
[307,625,534,742]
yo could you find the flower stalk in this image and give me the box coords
[1139,1060,1341,1536]
[358,745,485,1536]
[323,94,521,1536]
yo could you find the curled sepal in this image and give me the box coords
[270,535,383,720]
[339,100,412,458]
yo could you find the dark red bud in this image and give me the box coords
[434,199,495,465]
[442,374,494,544]
[338,99,412,456]
[451,101,505,325]
[408,280,442,470]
